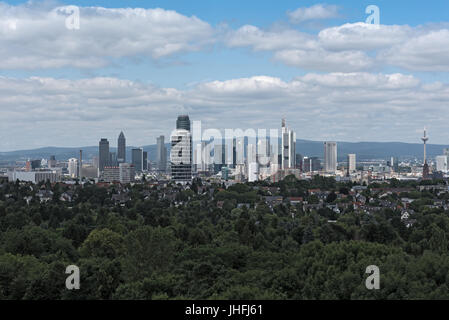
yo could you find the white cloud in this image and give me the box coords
[318,23,413,51]
[1,73,449,150]
[226,25,372,72]
[226,21,449,73]
[226,25,315,51]
[1,3,449,73]
[0,3,214,69]
[288,4,339,24]
[379,29,449,72]
[274,49,374,72]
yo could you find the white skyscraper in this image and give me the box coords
[348,154,356,173]
[324,142,337,173]
[281,119,296,169]
[68,158,78,178]
[436,155,448,173]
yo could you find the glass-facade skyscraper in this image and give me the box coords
[99,138,109,172]
[157,135,167,172]
[132,148,143,172]
[117,131,126,163]
[171,115,192,183]
[176,115,191,131]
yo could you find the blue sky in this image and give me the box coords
[0,0,449,150]
[2,0,449,88]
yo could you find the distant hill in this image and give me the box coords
[0,145,165,163]
[1,139,448,163]
[296,140,449,161]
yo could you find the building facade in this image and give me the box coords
[281,119,296,169]
[171,128,192,183]
[348,154,356,174]
[99,138,110,172]
[132,148,143,172]
[324,141,337,173]
[156,135,167,172]
[117,131,126,163]
[119,163,135,183]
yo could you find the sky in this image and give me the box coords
[1,0,449,151]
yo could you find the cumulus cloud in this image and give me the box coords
[274,49,374,72]
[225,21,449,73]
[318,23,413,51]
[287,4,339,24]
[379,29,449,72]
[1,74,449,150]
[0,2,214,69]
[226,25,315,51]
[1,3,448,73]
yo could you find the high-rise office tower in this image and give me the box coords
[444,149,449,171]
[347,154,356,175]
[213,142,225,173]
[78,150,83,178]
[157,136,167,172]
[117,131,126,163]
[143,151,148,171]
[99,138,110,172]
[109,152,117,167]
[281,119,296,169]
[436,155,448,173]
[68,158,78,178]
[324,142,337,173]
[390,157,399,172]
[132,148,143,172]
[171,115,192,183]
[176,115,191,131]
[296,154,303,171]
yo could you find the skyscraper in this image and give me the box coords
[117,131,126,163]
[390,157,399,172]
[143,151,148,171]
[68,158,78,178]
[281,119,296,169]
[156,135,167,172]
[78,150,83,178]
[176,115,191,131]
[436,155,448,173]
[347,154,356,175]
[132,148,143,172]
[213,142,225,173]
[99,138,109,172]
[109,152,117,167]
[324,142,337,173]
[171,115,192,183]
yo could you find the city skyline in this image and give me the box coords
[0,1,449,150]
